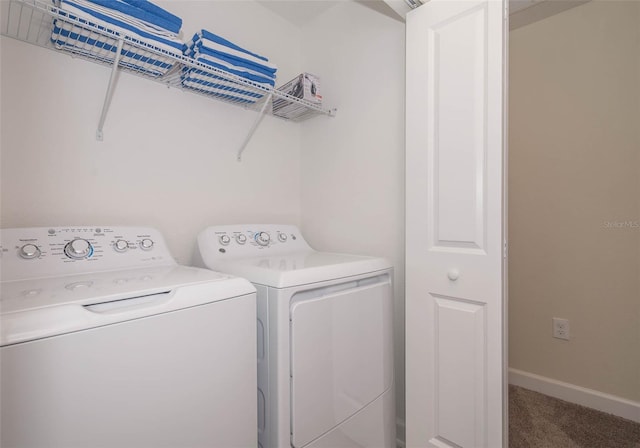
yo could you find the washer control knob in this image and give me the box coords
[140,238,154,250]
[277,233,287,243]
[235,234,247,245]
[19,243,41,259]
[64,239,92,259]
[114,239,128,252]
[219,235,231,246]
[255,232,270,247]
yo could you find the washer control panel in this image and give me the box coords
[1,226,175,282]
[198,224,312,259]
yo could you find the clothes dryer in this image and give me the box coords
[0,226,257,448]
[197,224,395,448]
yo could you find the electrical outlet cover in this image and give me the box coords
[552,317,570,340]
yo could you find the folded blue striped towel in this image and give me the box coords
[58,0,184,48]
[181,30,277,103]
[52,0,184,77]
[186,49,276,87]
[190,30,277,75]
[192,41,276,77]
[52,21,174,77]
[83,0,181,34]
[181,69,265,104]
[198,29,268,63]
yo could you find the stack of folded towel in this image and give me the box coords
[51,0,185,77]
[181,30,277,104]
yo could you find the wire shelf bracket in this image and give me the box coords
[95,38,124,141]
[237,92,273,162]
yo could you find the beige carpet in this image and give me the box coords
[509,385,640,448]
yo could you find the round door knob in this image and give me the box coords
[64,239,92,259]
[19,243,41,259]
[219,235,231,246]
[140,238,154,250]
[114,239,128,252]
[255,232,270,246]
[235,234,247,245]
[448,269,460,281]
[278,233,287,242]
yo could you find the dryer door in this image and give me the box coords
[290,274,393,448]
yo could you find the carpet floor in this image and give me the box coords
[509,385,640,448]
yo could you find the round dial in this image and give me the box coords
[235,234,247,245]
[113,239,128,252]
[219,235,231,246]
[255,231,270,247]
[19,243,41,259]
[64,239,93,260]
[140,238,154,250]
[277,233,288,243]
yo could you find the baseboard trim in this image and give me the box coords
[509,368,640,423]
[396,417,406,448]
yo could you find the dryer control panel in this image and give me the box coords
[0,226,176,282]
[198,224,312,260]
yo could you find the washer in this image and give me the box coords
[0,226,257,448]
[197,224,395,448]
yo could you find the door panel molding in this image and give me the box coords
[433,295,487,447]
[427,4,489,254]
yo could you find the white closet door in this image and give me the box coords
[405,0,507,447]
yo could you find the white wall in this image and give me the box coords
[1,0,408,434]
[0,1,304,264]
[509,0,640,401]
[299,1,406,426]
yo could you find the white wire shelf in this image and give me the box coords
[0,0,336,156]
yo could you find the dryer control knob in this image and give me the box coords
[255,232,270,246]
[19,243,41,259]
[114,239,129,252]
[235,234,247,245]
[219,235,231,246]
[64,239,92,259]
[277,233,287,243]
[140,238,154,250]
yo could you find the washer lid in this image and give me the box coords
[1,265,255,346]
[203,251,391,288]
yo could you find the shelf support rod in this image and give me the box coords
[237,92,273,162]
[96,38,125,141]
